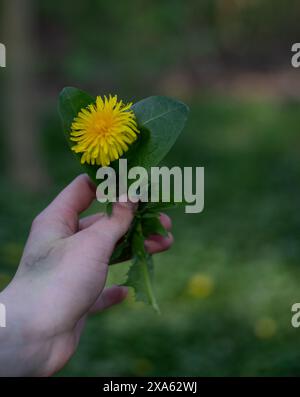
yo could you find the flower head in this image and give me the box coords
[70,95,139,167]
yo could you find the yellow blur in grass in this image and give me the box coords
[254,317,277,339]
[70,95,139,167]
[186,273,214,299]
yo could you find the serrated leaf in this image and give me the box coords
[125,223,160,313]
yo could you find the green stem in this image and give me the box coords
[136,222,160,314]
[141,254,160,314]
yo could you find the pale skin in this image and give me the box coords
[0,174,173,376]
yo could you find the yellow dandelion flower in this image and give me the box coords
[70,94,139,167]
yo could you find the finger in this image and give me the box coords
[144,232,174,253]
[80,212,172,232]
[87,199,137,243]
[108,199,138,239]
[79,213,104,230]
[76,199,137,262]
[89,286,128,313]
[47,174,96,217]
[32,174,96,236]
[159,213,172,231]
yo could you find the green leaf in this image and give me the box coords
[125,222,160,313]
[58,87,98,183]
[127,96,189,170]
[141,213,168,237]
[58,89,189,181]
[109,238,131,265]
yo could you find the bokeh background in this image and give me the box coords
[1,0,300,376]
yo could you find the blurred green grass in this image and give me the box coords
[0,96,300,376]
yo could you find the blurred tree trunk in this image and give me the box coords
[3,0,48,192]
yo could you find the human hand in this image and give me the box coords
[0,174,173,376]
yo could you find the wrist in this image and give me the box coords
[0,280,53,376]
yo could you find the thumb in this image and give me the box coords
[76,198,137,261]
[93,198,137,241]
[109,198,138,240]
